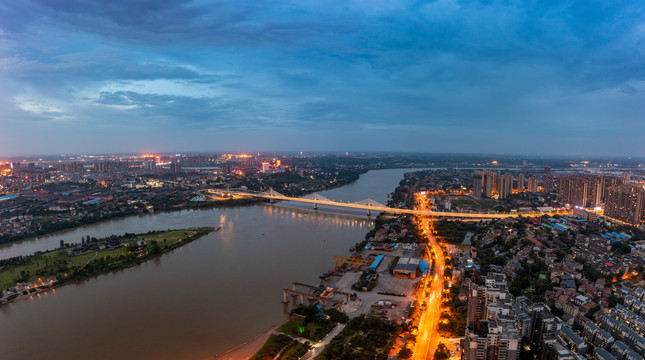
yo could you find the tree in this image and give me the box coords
[59,240,65,248]
[434,343,451,360]
[608,294,624,308]
[397,348,412,359]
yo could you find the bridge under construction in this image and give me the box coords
[205,188,568,219]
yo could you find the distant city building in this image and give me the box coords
[544,166,554,193]
[623,173,632,184]
[60,162,85,173]
[528,177,539,193]
[93,161,130,173]
[604,185,645,226]
[143,160,157,171]
[170,159,182,173]
[483,171,494,198]
[557,175,625,209]
[473,171,483,198]
[496,173,513,199]
[517,174,524,193]
[558,176,603,208]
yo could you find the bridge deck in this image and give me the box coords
[207,190,567,219]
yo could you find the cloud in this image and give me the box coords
[0,0,644,155]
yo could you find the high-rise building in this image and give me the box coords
[528,177,539,193]
[497,173,513,199]
[473,171,483,198]
[483,171,494,198]
[222,163,234,175]
[604,185,645,226]
[261,162,271,173]
[516,174,524,193]
[557,176,626,209]
[467,284,488,324]
[544,166,554,193]
[143,160,157,170]
[462,274,521,360]
[623,173,632,184]
[170,159,182,173]
[60,162,85,173]
[557,176,604,208]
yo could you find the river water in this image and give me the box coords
[0,168,423,360]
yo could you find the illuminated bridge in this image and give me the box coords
[204,188,565,219]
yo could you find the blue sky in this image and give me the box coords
[0,0,644,156]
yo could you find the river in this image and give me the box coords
[0,168,424,360]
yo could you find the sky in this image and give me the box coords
[0,0,644,156]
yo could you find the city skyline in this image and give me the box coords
[1,1,644,156]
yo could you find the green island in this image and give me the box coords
[0,227,216,305]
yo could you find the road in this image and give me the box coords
[413,193,445,360]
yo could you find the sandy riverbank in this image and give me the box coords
[202,317,290,360]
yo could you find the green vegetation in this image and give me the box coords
[352,270,378,291]
[0,228,213,291]
[397,348,413,359]
[609,294,625,308]
[0,208,138,245]
[434,343,451,360]
[452,198,499,211]
[439,285,467,337]
[237,169,365,197]
[611,241,632,254]
[509,258,552,302]
[279,341,313,360]
[316,315,401,360]
[434,220,479,245]
[253,306,349,360]
[278,319,335,342]
[279,305,348,341]
[388,256,400,274]
[251,334,293,360]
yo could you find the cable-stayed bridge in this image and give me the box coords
[206,188,564,219]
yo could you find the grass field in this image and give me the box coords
[0,229,203,290]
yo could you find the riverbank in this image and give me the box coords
[0,197,257,246]
[212,317,291,360]
[0,226,217,306]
